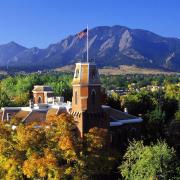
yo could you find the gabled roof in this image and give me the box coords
[14,110,30,120]
[0,104,69,124]
[23,110,47,124]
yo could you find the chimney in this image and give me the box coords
[7,113,10,122]
[29,100,34,109]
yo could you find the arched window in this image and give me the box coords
[74,69,79,78]
[38,96,42,104]
[75,91,78,105]
[91,90,96,105]
[91,69,96,79]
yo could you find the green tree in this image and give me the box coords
[175,110,180,121]
[121,90,156,116]
[107,91,121,110]
[164,83,180,100]
[146,106,165,125]
[0,89,11,107]
[119,140,180,180]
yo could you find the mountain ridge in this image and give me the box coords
[0,25,180,71]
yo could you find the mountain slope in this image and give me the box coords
[0,25,180,71]
[0,41,27,66]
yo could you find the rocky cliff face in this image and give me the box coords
[0,25,180,71]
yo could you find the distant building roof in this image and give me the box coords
[102,106,143,127]
[0,102,143,127]
[33,85,53,92]
[0,104,70,124]
[108,108,136,120]
[1,108,21,122]
[23,110,47,124]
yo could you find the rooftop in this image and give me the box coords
[0,102,142,127]
[33,85,53,92]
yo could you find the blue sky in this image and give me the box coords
[0,0,180,48]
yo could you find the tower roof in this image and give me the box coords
[72,62,101,85]
[32,85,53,92]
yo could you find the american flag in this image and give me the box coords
[77,28,87,39]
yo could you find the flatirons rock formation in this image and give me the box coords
[0,25,180,71]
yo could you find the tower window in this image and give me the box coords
[74,69,79,78]
[91,69,97,79]
[75,91,78,105]
[91,90,96,105]
[38,96,42,103]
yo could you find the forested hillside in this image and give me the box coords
[0,72,179,179]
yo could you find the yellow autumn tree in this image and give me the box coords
[0,122,24,179]
[46,113,83,176]
[23,149,61,179]
[0,114,118,179]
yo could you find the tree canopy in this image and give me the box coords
[0,114,117,179]
[119,140,180,180]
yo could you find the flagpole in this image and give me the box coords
[87,25,89,62]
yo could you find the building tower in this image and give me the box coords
[71,62,109,136]
[32,85,53,104]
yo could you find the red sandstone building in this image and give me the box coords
[70,62,109,136]
[0,62,142,143]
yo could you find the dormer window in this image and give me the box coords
[74,69,79,78]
